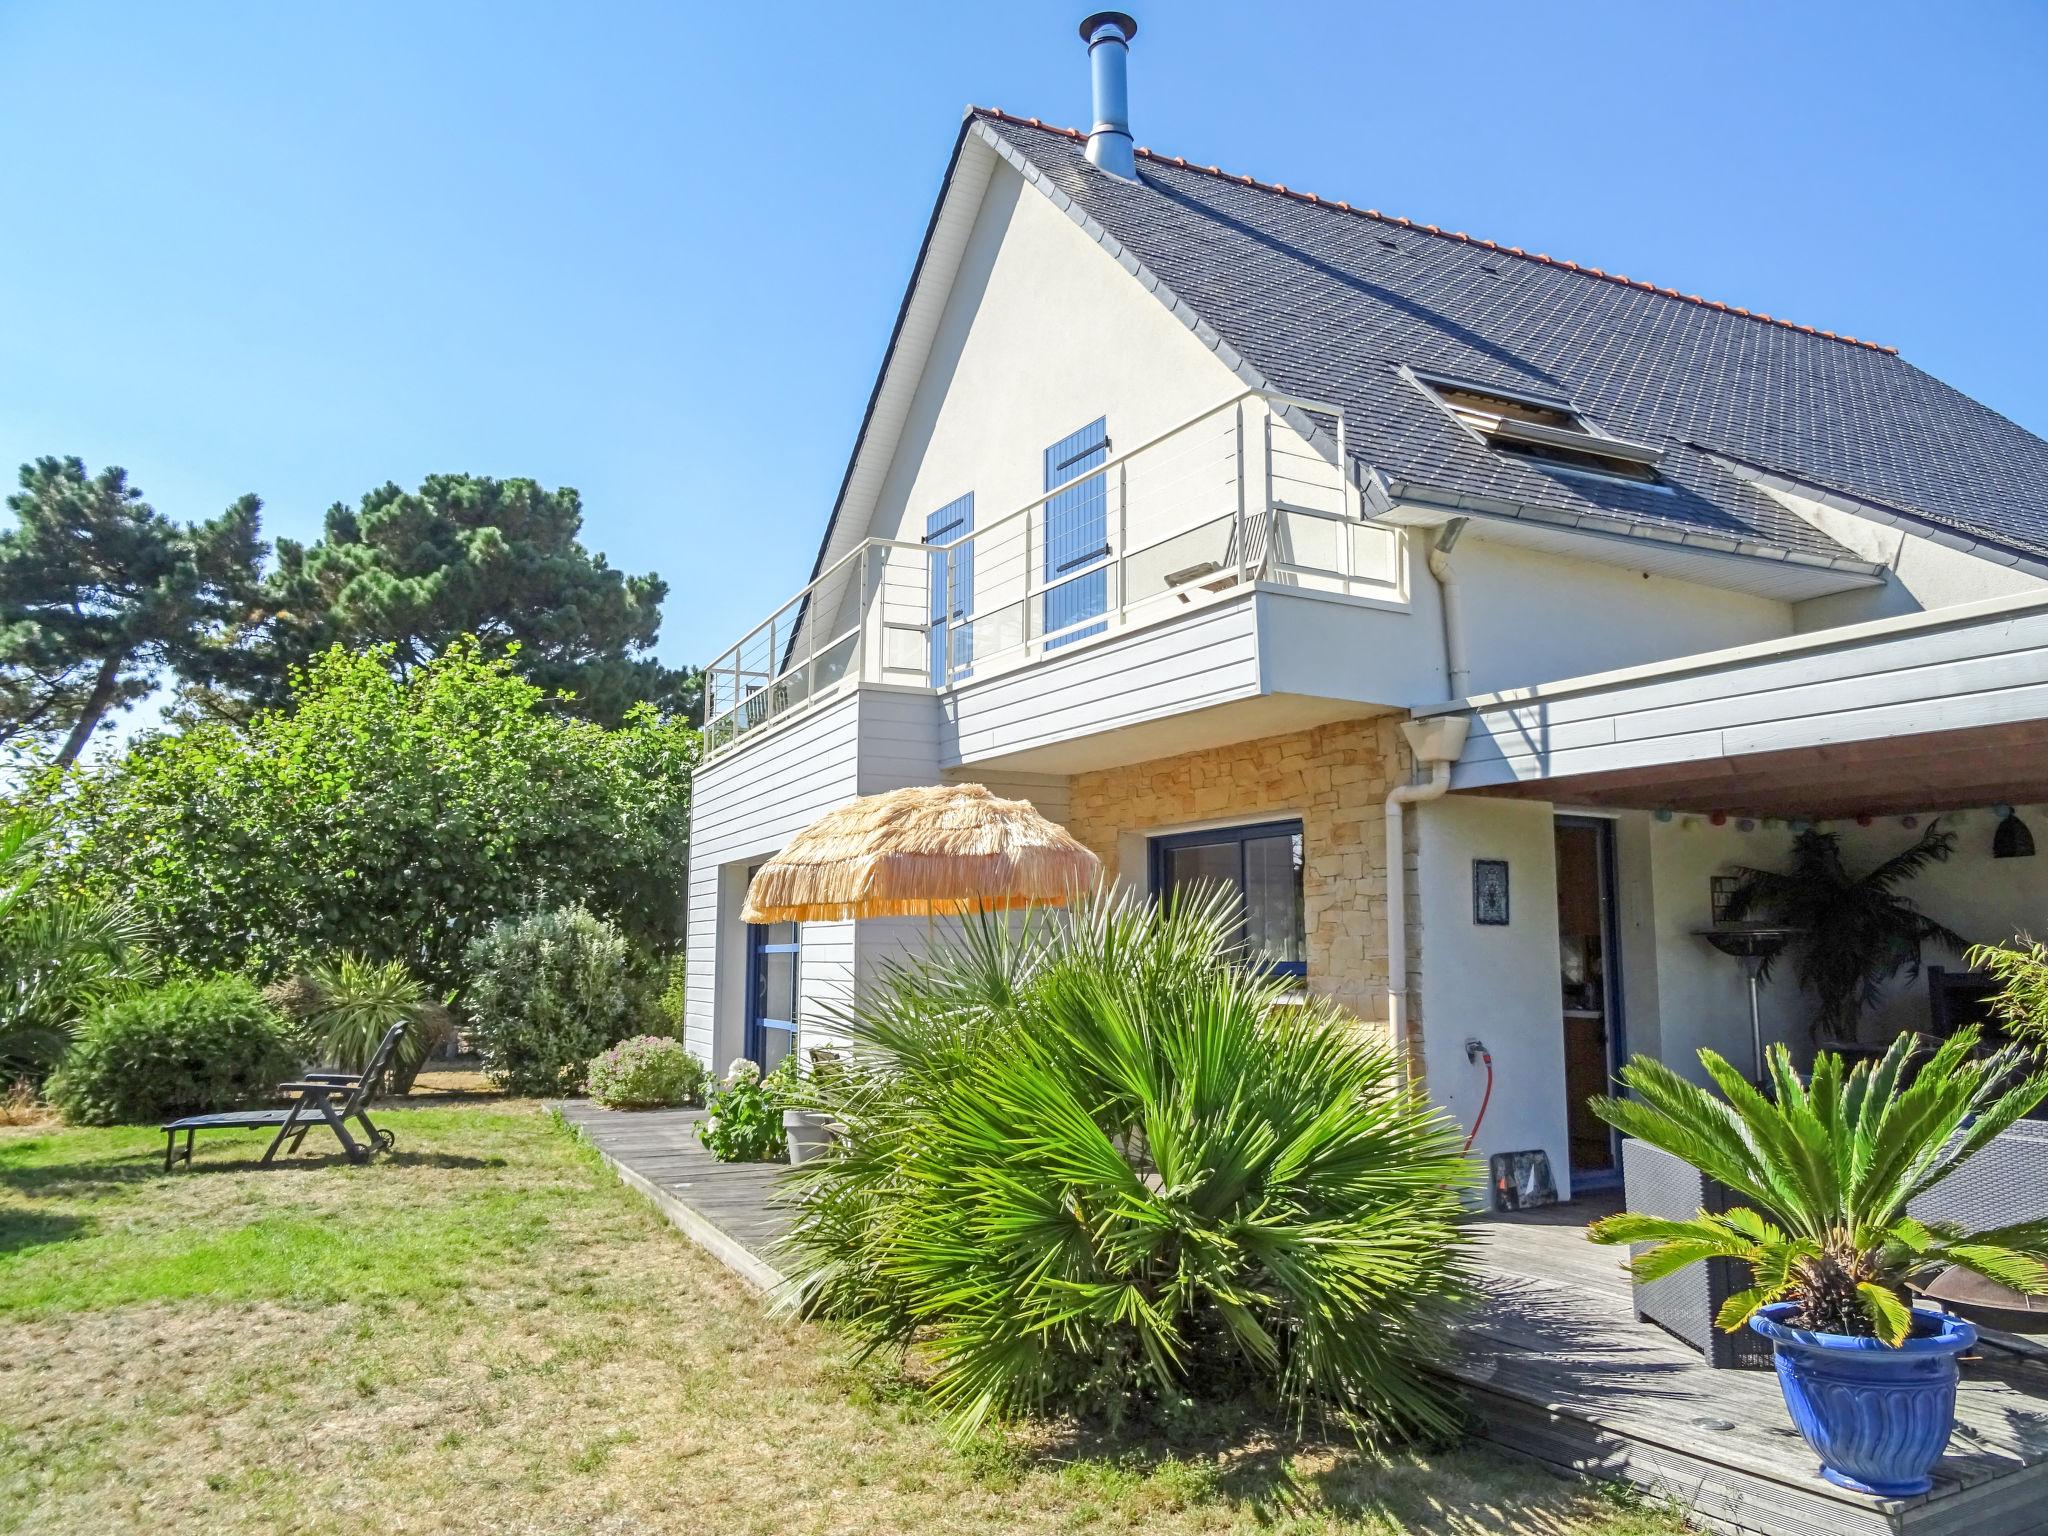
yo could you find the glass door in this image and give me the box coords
[1554,816,1626,1186]
[745,904,799,1075]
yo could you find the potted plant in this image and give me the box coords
[1589,1029,2048,1497]
[1722,825,1964,1043]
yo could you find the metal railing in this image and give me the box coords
[703,390,1406,756]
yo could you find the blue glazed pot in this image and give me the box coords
[1749,1300,1977,1497]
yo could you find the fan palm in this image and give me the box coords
[784,886,1476,1441]
[0,807,154,1076]
[1587,1030,2048,1342]
[1723,825,1964,1041]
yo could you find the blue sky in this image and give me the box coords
[4,1,2045,702]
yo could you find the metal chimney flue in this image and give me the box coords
[1079,12,1139,181]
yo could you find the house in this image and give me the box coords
[684,13,2048,1203]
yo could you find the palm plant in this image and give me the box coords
[0,807,154,1077]
[1723,825,1964,1041]
[303,953,442,1093]
[1968,937,2048,1048]
[784,886,1476,1441]
[1588,1030,2048,1342]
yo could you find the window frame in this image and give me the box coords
[1148,817,1308,980]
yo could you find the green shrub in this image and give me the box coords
[783,889,1476,1440]
[0,807,157,1081]
[463,906,632,1095]
[587,1035,706,1109]
[302,954,445,1093]
[698,1055,798,1161]
[47,976,301,1126]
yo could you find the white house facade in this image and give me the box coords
[684,24,2048,1202]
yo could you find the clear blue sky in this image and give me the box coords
[5,0,2045,693]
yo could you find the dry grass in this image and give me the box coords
[0,1083,50,1129]
[0,1104,1682,1536]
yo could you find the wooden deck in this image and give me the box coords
[553,1102,795,1292]
[1462,1197,2048,1536]
[557,1106,2048,1536]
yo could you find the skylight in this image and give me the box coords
[1413,372,1664,485]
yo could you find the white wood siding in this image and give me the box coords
[945,596,1262,766]
[684,688,944,1068]
[1446,593,2048,790]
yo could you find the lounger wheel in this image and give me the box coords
[375,1128,396,1153]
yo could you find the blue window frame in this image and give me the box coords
[923,492,974,686]
[1149,819,1307,978]
[745,897,800,1074]
[1042,418,1110,649]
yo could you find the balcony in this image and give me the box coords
[703,390,1408,759]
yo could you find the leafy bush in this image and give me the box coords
[588,1035,706,1109]
[698,1056,798,1161]
[43,641,698,993]
[463,906,632,1095]
[783,889,1476,1439]
[302,954,446,1093]
[0,807,156,1080]
[1589,1030,2048,1341]
[47,976,301,1126]
[1971,937,2048,1047]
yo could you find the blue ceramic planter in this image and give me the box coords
[1749,1301,1977,1497]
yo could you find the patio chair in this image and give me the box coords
[160,1022,407,1172]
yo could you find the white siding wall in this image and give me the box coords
[684,688,943,1071]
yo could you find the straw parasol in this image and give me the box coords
[741,782,1101,923]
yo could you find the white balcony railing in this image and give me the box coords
[703,390,1405,756]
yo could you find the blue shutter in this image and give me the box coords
[1042,419,1109,648]
[923,493,973,685]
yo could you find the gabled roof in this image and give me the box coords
[810,108,2048,596]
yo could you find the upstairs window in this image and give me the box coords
[1412,371,1663,485]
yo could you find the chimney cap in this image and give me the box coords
[1078,11,1137,43]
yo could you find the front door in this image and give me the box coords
[745,895,799,1075]
[1554,816,1625,1186]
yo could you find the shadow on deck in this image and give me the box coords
[555,1104,2048,1536]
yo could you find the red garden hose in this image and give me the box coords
[1463,1039,1493,1154]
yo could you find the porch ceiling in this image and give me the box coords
[1467,717,2048,820]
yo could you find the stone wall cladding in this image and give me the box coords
[1064,717,1415,1040]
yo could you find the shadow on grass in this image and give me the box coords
[0,1146,507,1196]
[934,1389,1622,1536]
[0,1209,87,1256]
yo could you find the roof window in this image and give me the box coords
[1412,372,1664,485]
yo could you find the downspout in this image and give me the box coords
[1385,714,1471,1085]
[1427,518,1471,699]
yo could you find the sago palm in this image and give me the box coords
[1588,1030,2048,1342]
[784,886,1476,1440]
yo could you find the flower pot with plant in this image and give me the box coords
[1589,1029,2048,1497]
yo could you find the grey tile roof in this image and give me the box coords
[979,112,2048,565]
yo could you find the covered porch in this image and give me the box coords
[1411,589,2048,1199]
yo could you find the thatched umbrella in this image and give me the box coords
[741,782,1100,923]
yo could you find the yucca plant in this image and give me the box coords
[1969,937,2048,1048]
[1588,1030,2048,1342]
[784,886,1476,1441]
[303,953,442,1093]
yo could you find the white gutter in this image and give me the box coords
[1385,715,1471,1084]
[1426,518,1471,698]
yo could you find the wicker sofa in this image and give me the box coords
[1621,1120,2048,1368]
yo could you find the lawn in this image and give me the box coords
[0,1092,1681,1536]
